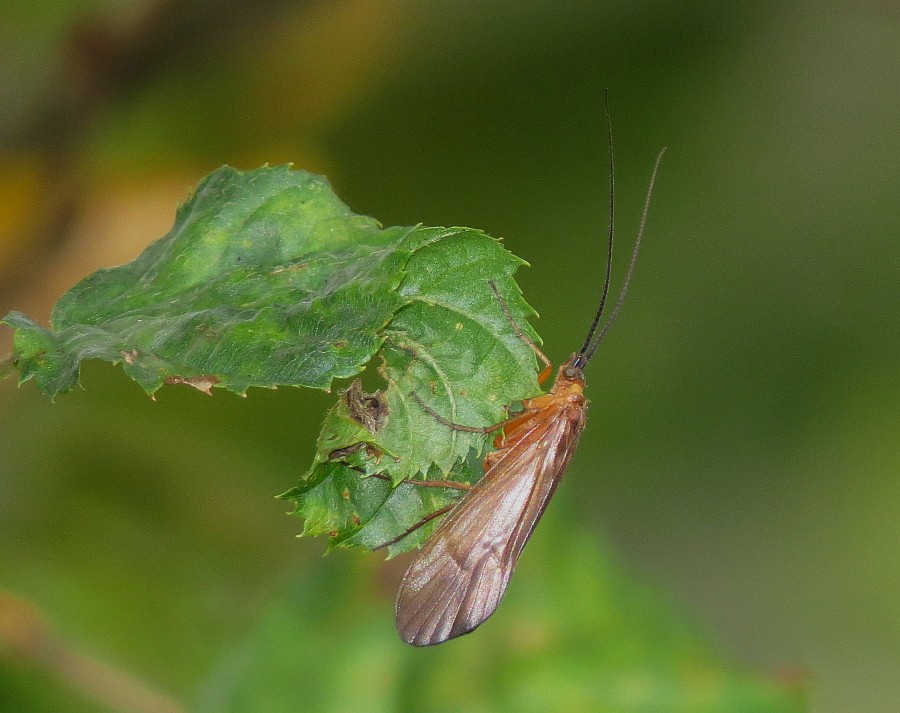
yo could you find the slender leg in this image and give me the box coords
[407,478,471,491]
[411,391,536,435]
[368,472,471,491]
[373,505,454,550]
[488,280,553,383]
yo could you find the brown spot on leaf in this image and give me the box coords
[343,379,388,434]
[333,340,348,349]
[328,442,366,461]
[365,444,383,464]
[163,374,219,395]
[121,349,138,365]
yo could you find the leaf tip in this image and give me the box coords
[0,354,15,383]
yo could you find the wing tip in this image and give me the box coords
[397,619,478,647]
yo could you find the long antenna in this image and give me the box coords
[573,90,616,369]
[581,146,666,364]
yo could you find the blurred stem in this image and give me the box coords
[0,590,186,713]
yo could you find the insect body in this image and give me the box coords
[395,117,666,646]
[396,356,588,645]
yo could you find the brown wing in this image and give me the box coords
[395,405,583,646]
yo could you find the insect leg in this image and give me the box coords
[488,280,553,384]
[367,472,471,492]
[406,478,471,491]
[373,505,454,550]
[411,391,532,434]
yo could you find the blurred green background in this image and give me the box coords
[1,1,897,712]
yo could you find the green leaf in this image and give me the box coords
[284,226,545,554]
[2,164,542,552]
[3,166,417,395]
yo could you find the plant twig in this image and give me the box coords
[0,589,187,713]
